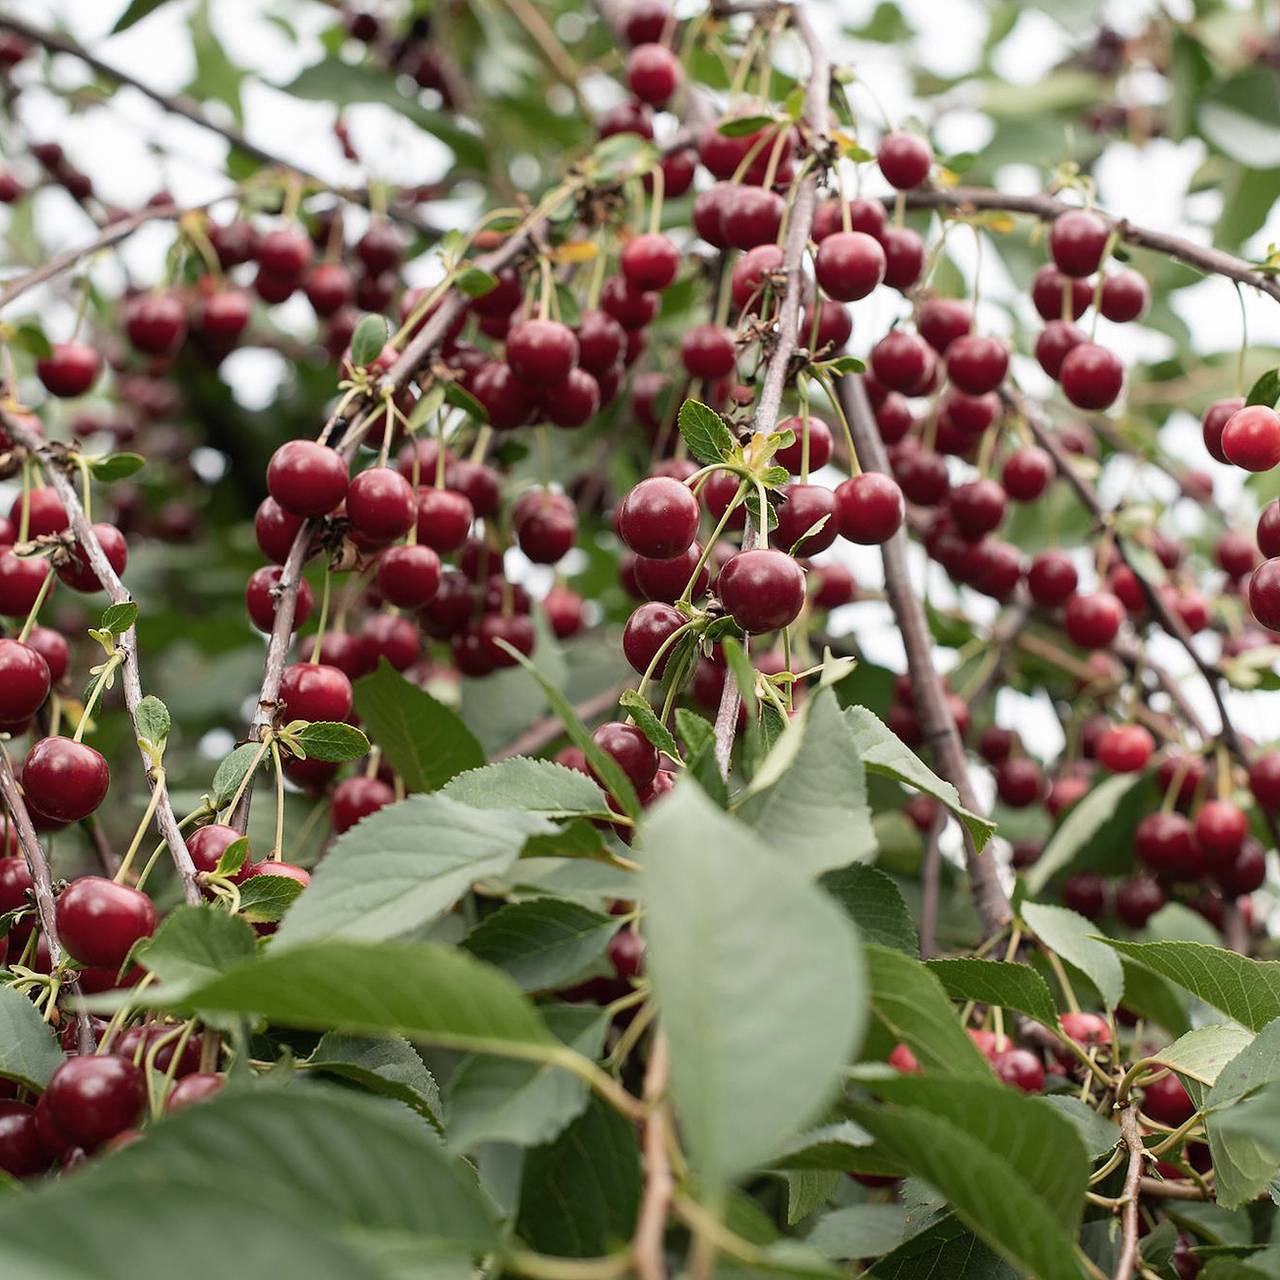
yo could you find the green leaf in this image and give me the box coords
[306,1031,441,1120]
[1040,1095,1120,1159]
[516,1094,641,1257]
[350,314,390,368]
[12,320,52,359]
[785,1169,839,1226]
[1204,1019,1280,1208]
[720,635,758,722]
[1021,901,1124,1009]
[89,453,146,482]
[1246,368,1280,409]
[443,380,489,422]
[211,742,265,807]
[1149,1024,1256,1087]
[112,0,177,31]
[236,871,306,924]
[354,661,485,792]
[274,792,554,946]
[806,1204,907,1260]
[677,398,737,465]
[100,601,138,636]
[850,1077,1089,1280]
[455,267,498,298]
[134,695,170,757]
[554,282,582,328]
[844,707,995,850]
[462,900,621,992]
[1101,940,1280,1031]
[866,1213,1022,1280]
[0,984,64,1089]
[737,688,876,875]
[819,865,918,956]
[675,707,728,805]
[290,720,370,763]
[1200,68,1280,168]
[864,944,991,1078]
[618,689,679,761]
[718,114,777,136]
[445,1004,608,1153]
[926,957,1060,1028]
[443,758,609,817]
[1119,956,1190,1038]
[131,904,257,995]
[213,836,249,879]
[641,782,866,1187]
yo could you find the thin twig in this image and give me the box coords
[632,1032,673,1280]
[919,813,943,959]
[1113,1106,1145,1280]
[496,682,630,760]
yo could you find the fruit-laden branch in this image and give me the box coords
[1112,1105,1146,1280]
[712,5,829,777]
[0,409,202,907]
[0,753,94,1051]
[0,12,439,241]
[839,375,1013,937]
[902,187,1280,307]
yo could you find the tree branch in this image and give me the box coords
[1112,1105,1146,1280]
[632,1032,673,1280]
[495,682,630,761]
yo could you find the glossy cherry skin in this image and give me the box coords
[948,478,1007,540]
[1143,1071,1194,1126]
[877,132,932,188]
[880,225,926,290]
[1221,405,1280,472]
[1049,209,1109,277]
[994,757,1043,808]
[992,1047,1044,1094]
[0,1101,50,1177]
[836,472,904,545]
[775,484,839,555]
[1060,342,1124,410]
[346,467,416,544]
[634,542,708,603]
[254,497,305,564]
[1063,872,1106,919]
[42,1054,146,1149]
[165,1072,225,1112]
[720,186,784,250]
[186,823,248,877]
[360,614,421,671]
[1002,446,1053,501]
[331,776,395,834]
[541,367,601,428]
[946,334,1008,395]
[266,440,349,517]
[415,488,474,553]
[22,736,109,823]
[1203,398,1245,464]
[1218,839,1266,896]
[622,602,685,676]
[124,292,187,355]
[0,638,50,723]
[245,566,313,634]
[616,477,699,559]
[774,416,833,474]
[577,310,627,373]
[377,544,442,609]
[1193,800,1247,870]
[1064,590,1124,649]
[621,232,679,291]
[871,331,929,393]
[278,662,353,723]
[55,876,156,970]
[1027,550,1077,607]
[1035,320,1086,380]
[241,860,311,890]
[1114,874,1166,927]
[25,626,67,686]
[543,585,585,639]
[717,548,805,633]
[0,548,50,619]
[1248,751,1280,812]
[506,319,579,386]
[680,325,736,380]
[36,342,102,397]
[1059,1011,1111,1049]
[1100,268,1149,322]
[626,42,679,104]
[814,231,885,302]
[1032,265,1092,321]
[591,721,659,791]
[917,298,972,353]
[58,522,127,593]
[513,491,577,564]
[1096,723,1154,773]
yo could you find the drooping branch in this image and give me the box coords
[0,410,202,906]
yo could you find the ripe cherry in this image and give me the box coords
[994,757,1043,808]
[626,42,679,105]
[360,613,421,670]
[591,721,659,791]
[1035,320,1086,380]
[877,132,932,188]
[814,231,885,302]
[267,441,349,517]
[1221,405,1280,471]
[42,1055,146,1149]
[1049,209,1110,277]
[621,232,679,292]
[0,1102,49,1177]
[812,562,856,609]
[26,626,68,685]
[1096,723,1154,773]
[1115,875,1166,927]
[255,497,305,564]
[992,1047,1044,1094]
[506,319,579,387]
[1143,1071,1194,1126]
[57,522,128,593]
[1063,872,1106,919]
[623,602,685,676]
[717,548,805,633]
[1201,398,1243,464]
[194,288,252,343]
[831,472,903,548]
[918,298,972,354]
[356,222,404,274]
[1059,1010,1111,1050]
[1193,800,1247,870]
[543,585,585,639]
[880,225,926,290]
[241,859,311,890]
[634,542,708,602]
[12,488,68,537]
[513,491,577,564]
[1031,265,1092,321]
[775,416,833,474]
[721,186,784,250]
[946,334,1008,395]
[124,292,187,356]
[730,243,784,311]
[871,331,929,394]
[1248,558,1280,631]
[0,639,50,723]
[948,478,1007,540]
[1027,550,1078,607]
[332,776,395,834]
[1002,446,1053,502]
[166,1072,225,1112]
[1217,839,1266,896]
[245,565,313,634]
[279,662,353,723]
[22,736,109,823]
[1248,751,1280,812]
[186,823,247,876]
[893,445,950,506]
[56,876,156,970]
[415,487,474,553]
[1134,811,1197,878]
[378,544,441,609]
[813,197,887,242]
[256,227,312,276]
[346,467,416,544]
[803,299,853,353]
[36,342,101,398]
[623,0,670,45]
[541,367,601,428]
[1060,342,1124,410]
[1064,590,1124,649]
[616,477,699,559]
[1099,269,1149,322]
[1216,530,1258,579]
[775,484,839,554]
[601,275,659,330]
[680,325,736,380]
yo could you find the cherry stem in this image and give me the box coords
[635,619,699,701]
[538,255,554,321]
[16,565,54,643]
[814,370,860,476]
[113,768,165,885]
[73,652,121,744]
[680,479,746,604]
[1234,281,1248,398]
[1215,743,1232,802]
[270,739,285,860]
[16,460,31,542]
[218,734,272,824]
[1089,228,1122,341]
[308,564,332,666]
[647,163,664,238]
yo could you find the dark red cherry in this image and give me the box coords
[0,549,50,617]
[1248,751,1280,812]
[591,721,659,791]
[877,132,932,188]
[992,1047,1044,1094]
[1217,530,1258,580]
[377,545,441,609]
[775,484,839,555]
[0,638,50,723]
[1060,342,1124,410]
[871,331,929,393]
[1035,320,1086,380]
[692,184,733,248]
[1143,1071,1194,1126]
[278,662,353,723]
[814,231,885,302]
[634,543,708,602]
[415,488,474,552]
[22,737,109,823]
[836,472,904,544]
[1049,209,1110,277]
[245,565,313,634]
[623,602,685,676]
[267,441,349,517]
[256,227,313,276]
[717,548,805,633]
[1193,800,1247,869]
[0,1102,50,1177]
[1064,590,1124,648]
[303,263,355,317]
[360,613,421,671]
[254,498,305,564]
[1063,871,1106,919]
[948,479,1007,540]
[623,0,671,45]
[880,226,925,290]
[626,42,679,104]
[124,292,186,356]
[36,342,101,398]
[577,310,627,374]
[1027,550,1077,607]
[1114,875,1166,928]
[1217,839,1266,896]
[1222,405,1280,472]
[812,562,856,609]
[621,232,679,291]
[1032,265,1091,321]
[893,446,950,506]
[720,186,784,251]
[946,334,1007,395]
[918,298,972,354]
[346,467,416,544]
[681,325,736,380]
[186,823,248,877]
[541,367,601,428]
[356,221,404,273]
[331,775,395,834]
[1002,446,1053,501]
[26,627,68,685]
[803,298,853,352]
[513,490,577,564]
[42,1055,146,1149]
[543,585,585,639]
[506,319,579,386]
[600,275,659,330]
[1248,558,1280,631]
[729,243,784,312]
[994,757,1043,808]
[11,488,68,537]
[1203,398,1245,464]
[775,416,833,474]
[166,1072,225,1112]
[57,522,127,593]
[1099,269,1148,322]
[616,477,699,559]
[56,876,156,970]
[1096,723,1154,773]
[194,288,252,343]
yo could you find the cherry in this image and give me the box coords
[1217,839,1266,896]
[1216,530,1258,579]
[692,184,733,247]
[871,331,929,393]
[166,1072,225,1112]
[626,42,679,104]
[1248,558,1280,631]
[730,244,784,311]
[543,586,585,639]
[194,288,252,343]
[616,477,699,559]
[1064,590,1124,649]
[279,662,353,723]
[1143,1070,1194,1126]
[1001,446,1052,502]
[253,498,306,565]
[1115,875,1166,927]
[720,186,784,250]
[994,757,1043,808]
[1099,269,1149,322]
[256,227,313,276]
[11,488,68,537]
[1193,800,1247,870]
[513,491,577,564]
[245,565,313,634]
[814,231,885,302]
[775,416,833,474]
[541,367,601,428]
[880,226,926,290]
[186,823,247,876]
[621,232,680,291]
[36,342,102,398]
[812,562,856,609]
[948,479,1006,540]
[1063,872,1106,919]
[1096,723,1154,773]
[1060,342,1124,410]
[775,484,839,554]
[208,219,256,267]
[634,542,708,602]
[1046,773,1089,818]
[967,540,1024,600]
[1031,265,1092,321]
[57,522,128,593]
[680,325,736,380]
[22,736,109,823]
[917,298,972,354]
[356,222,404,273]
[946,334,1007,395]
[360,614,421,670]
[623,602,685,675]
[0,1102,50,1177]
[1221,404,1280,471]
[114,1024,200,1077]
[332,776,395,834]
[813,197,887,242]
[650,147,696,198]
[804,298,853,353]
[1035,320,1086,380]
[241,859,311,890]
[377,544,442,609]
[415,487,474,553]
[303,263,354,317]
[0,638,50,723]
[877,132,932,188]
[591,721,659,791]
[1201,397,1243,464]
[124,292,187,356]
[267,440,349,517]
[506,319,579,386]
[992,1047,1044,1094]
[1248,751,1280,812]
[42,1054,146,1149]
[577,310,627,373]
[717,548,805,633]
[26,627,68,685]
[623,0,671,45]
[888,1043,921,1074]
[346,467,416,544]
[600,275,658,330]
[1027,550,1078,607]
[892,446,950,506]
[1058,1011,1111,1050]
[1049,209,1110,277]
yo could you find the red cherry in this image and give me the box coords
[813,197,887,242]
[542,586,585,639]
[57,522,127,593]
[814,231,885,302]
[775,416,833,474]
[994,757,1043,808]
[124,292,187,356]
[880,225,926,290]
[1216,530,1258,579]
[356,222,404,273]
[1099,269,1149,322]
[506,319,579,386]
[303,263,355,317]
[993,1047,1044,1094]
[717,548,805,633]
[194,288,252,343]
[1060,342,1124,410]
[43,1055,146,1149]
[622,602,685,676]
[1064,590,1124,648]
[616,477,699,559]
[255,497,305,564]
[775,484,839,555]
[1221,405,1280,471]
[946,334,1008,395]
[1063,872,1107,919]
[576,310,627,374]
[245,565,313,634]
[375,545,440,610]
[0,639,50,723]
[1049,209,1110,277]
[1217,839,1266,896]
[680,325,736,380]
[634,542,708,602]
[267,441,349,517]
[11,488,68,537]
[1248,751,1280,812]
[1002,446,1053,502]
[720,186,784,250]
[346,467,416,544]
[1193,800,1247,870]
[331,776,395,834]
[871,331,929,393]
[832,472,904,547]
[0,1102,50,1177]
[56,875,156,970]
[948,478,1007,540]
[1114,875,1166,928]
[877,132,932,188]
[591,721,658,791]
[360,614,421,671]
[36,342,101,398]
[893,445,950,506]
[414,488,474,553]
[1027,550,1078,607]
[621,232,680,291]
[1035,320,1086,380]
[626,42,679,104]
[623,0,670,45]
[812,562,856,610]
[186,823,248,877]
[1248,558,1280,631]
[917,298,972,353]
[541,368,601,428]
[22,736,109,823]
[600,275,658,330]
[1031,266,1092,321]
[513,491,577,564]
[166,1072,225,1112]
[256,227,313,276]
[730,243,784,313]
[278,662,353,723]
[26,626,68,685]
[1143,1071,1194,1126]
[1096,723,1154,773]
[1201,397,1243,464]
[803,298,853,352]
